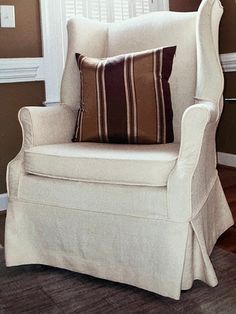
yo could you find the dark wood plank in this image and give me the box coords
[0,210,6,248]
[217,227,236,254]
[216,165,236,253]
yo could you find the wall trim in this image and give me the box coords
[0,58,44,83]
[217,152,236,168]
[0,193,8,212]
[40,0,66,104]
[220,53,236,72]
[0,1,66,104]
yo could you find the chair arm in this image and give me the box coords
[19,105,77,150]
[167,102,218,221]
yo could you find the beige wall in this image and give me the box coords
[0,0,45,193]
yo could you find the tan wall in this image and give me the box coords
[217,100,236,154]
[0,0,42,58]
[220,0,236,54]
[217,0,236,155]
[0,83,45,193]
[217,73,236,154]
[170,0,236,155]
[169,0,201,12]
[0,0,45,193]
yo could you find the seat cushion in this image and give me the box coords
[24,143,179,187]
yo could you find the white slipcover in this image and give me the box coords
[5,0,234,300]
[24,143,179,186]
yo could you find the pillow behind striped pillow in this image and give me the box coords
[73,46,176,144]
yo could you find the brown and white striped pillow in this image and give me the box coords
[73,46,176,144]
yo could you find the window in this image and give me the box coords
[64,0,160,22]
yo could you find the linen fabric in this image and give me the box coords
[18,174,168,218]
[73,46,176,144]
[5,0,234,301]
[24,142,180,187]
[5,176,233,300]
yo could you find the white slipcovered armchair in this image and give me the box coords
[5,0,233,300]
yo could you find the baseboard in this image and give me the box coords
[217,152,236,168]
[0,194,8,212]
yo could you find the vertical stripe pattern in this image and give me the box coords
[124,54,137,143]
[153,50,161,143]
[74,46,176,144]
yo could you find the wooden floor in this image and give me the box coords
[0,166,235,252]
[1,247,236,313]
[0,211,5,248]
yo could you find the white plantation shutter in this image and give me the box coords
[133,0,150,16]
[64,0,154,22]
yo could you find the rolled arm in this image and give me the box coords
[175,102,217,163]
[167,102,219,221]
[19,104,77,149]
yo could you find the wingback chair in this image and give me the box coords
[5,0,234,300]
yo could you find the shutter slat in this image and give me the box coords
[65,0,152,22]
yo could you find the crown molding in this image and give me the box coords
[0,58,44,83]
[220,53,236,72]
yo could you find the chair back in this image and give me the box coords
[61,0,224,141]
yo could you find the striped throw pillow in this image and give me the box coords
[73,46,176,144]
